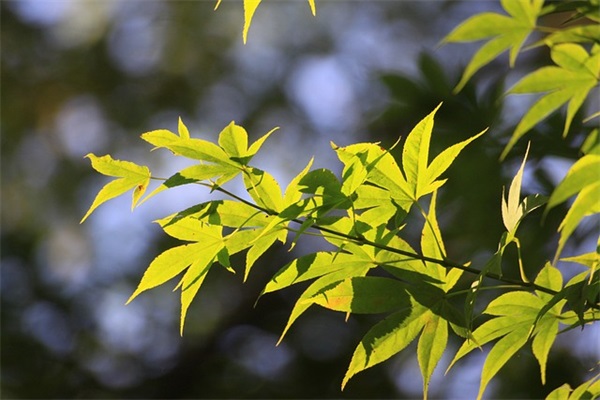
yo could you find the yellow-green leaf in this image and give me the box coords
[342,303,428,389]
[243,0,261,44]
[477,325,530,400]
[126,243,209,304]
[178,117,190,139]
[547,154,600,210]
[81,154,150,223]
[218,121,248,160]
[402,103,441,200]
[556,180,600,260]
[179,243,222,335]
[501,143,529,234]
[278,262,372,344]
[422,128,486,198]
[243,167,283,212]
[417,312,448,399]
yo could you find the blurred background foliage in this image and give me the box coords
[1,1,598,398]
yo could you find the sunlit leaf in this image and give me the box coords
[501,143,530,234]
[443,0,542,92]
[179,244,222,335]
[556,180,600,259]
[262,252,374,295]
[127,241,217,304]
[243,167,283,213]
[219,121,249,160]
[402,103,441,200]
[279,263,373,343]
[141,129,233,165]
[242,0,261,44]
[422,129,486,198]
[244,227,285,281]
[81,154,151,222]
[283,158,314,206]
[141,163,240,204]
[178,117,190,139]
[502,44,599,158]
[342,302,428,389]
[477,325,530,399]
[546,154,600,210]
[417,312,447,399]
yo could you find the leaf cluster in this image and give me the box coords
[82,1,600,399]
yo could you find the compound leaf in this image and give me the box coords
[81,154,151,222]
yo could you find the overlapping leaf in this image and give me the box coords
[81,154,151,222]
[443,0,543,92]
[448,264,565,399]
[401,104,486,200]
[502,43,600,158]
[546,153,600,260]
[126,218,225,334]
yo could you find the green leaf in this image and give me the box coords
[501,0,543,25]
[569,374,600,399]
[283,157,315,206]
[532,316,559,385]
[307,0,316,15]
[547,154,600,210]
[417,313,448,399]
[141,128,234,165]
[217,122,278,164]
[247,126,278,159]
[503,44,599,158]
[311,277,410,314]
[422,129,486,198]
[81,154,151,223]
[402,104,441,200]
[218,121,249,160]
[216,0,316,43]
[333,142,412,209]
[443,0,541,92]
[421,191,446,279]
[244,227,284,281]
[278,262,373,343]
[447,317,528,372]
[342,302,428,389]
[561,251,600,270]
[546,384,573,400]
[243,167,283,213]
[477,325,531,399]
[156,212,224,242]
[127,242,215,304]
[141,163,241,204]
[556,180,600,260]
[179,243,223,335]
[263,251,374,295]
[541,25,600,46]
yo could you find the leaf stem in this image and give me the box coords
[201,181,560,296]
